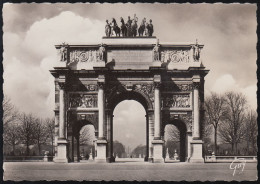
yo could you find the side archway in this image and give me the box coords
[163,119,187,162]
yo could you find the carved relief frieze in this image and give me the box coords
[68,48,105,65]
[134,84,154,102]
[105,83,154,106]
[162,94,191,108]
[86,84,98,91]
[163,83,194,92]
[69,94,98,108]
[161,50,190,63]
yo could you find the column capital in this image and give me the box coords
[58,82,66,90]
[193,82,200,89]
[153,82,161,89]
[97,82,105,89]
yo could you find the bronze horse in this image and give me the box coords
[138,23,145,36]
[111,18,120,37]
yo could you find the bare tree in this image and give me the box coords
[18,113,37,156]
[3,95,20,155]
[202,117,213,154]
[3,122,20,155]
[79,125,95,145]
[218,92,247,154]
[165,125,180,142]
[45,118,55,155]
[204,92,226,153]
[244,110,257,155]
[34,118,49,155]
[3,95,18,126]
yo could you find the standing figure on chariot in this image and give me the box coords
[126,16,132,37]
[147,19,154,36]
[132,14,138,37]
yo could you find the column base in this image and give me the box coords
[54,139,68,163]
[189,139,204,163]
[95,139,107,163]
[152,139,164,163]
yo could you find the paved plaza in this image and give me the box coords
[3,160,257,181]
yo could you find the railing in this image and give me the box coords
[205,155,257,163]
[3,156,53,162]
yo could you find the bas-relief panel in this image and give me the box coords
[162,94,191,108]
[161,50,190,63]
[69,94,98,108]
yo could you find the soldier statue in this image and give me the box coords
[99,43,106,61]
[153,41,160,61]
[193,39,200,61]
[60,42,68,62]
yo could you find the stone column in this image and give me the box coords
[152,81,164,163]
[96,80,107,163]
[148,112,154,162]
[145,114,149,161]
[106,111,113,162]
[55,82,68,163]
[190,81,204,163]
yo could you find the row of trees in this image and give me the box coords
[3,96,55,156]
[204,91,257,155]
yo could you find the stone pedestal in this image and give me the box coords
[54,139,68,163]
[189,140,204,163]
[95,139,107,163]
[152,139,164,163]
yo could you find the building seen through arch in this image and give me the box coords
[50,36,209,163]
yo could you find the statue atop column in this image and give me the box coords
[153,40,160,61]
[192,39,200,61]
[60,42,68,62]
[98,43,106,61]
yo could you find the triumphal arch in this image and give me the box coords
[50,35,209,163]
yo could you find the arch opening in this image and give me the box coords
[112,100,147,162]
[69,120,96,162]
[164,120,187,162]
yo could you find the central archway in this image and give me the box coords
[106,90,152,162]
[113,100,146,161]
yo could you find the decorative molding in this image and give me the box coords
[69,94,98,108]
[162,94,191,108]
[161,50,190,63]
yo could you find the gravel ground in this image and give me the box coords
[3,161,258,181]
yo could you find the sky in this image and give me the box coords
[3,3,257,150]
